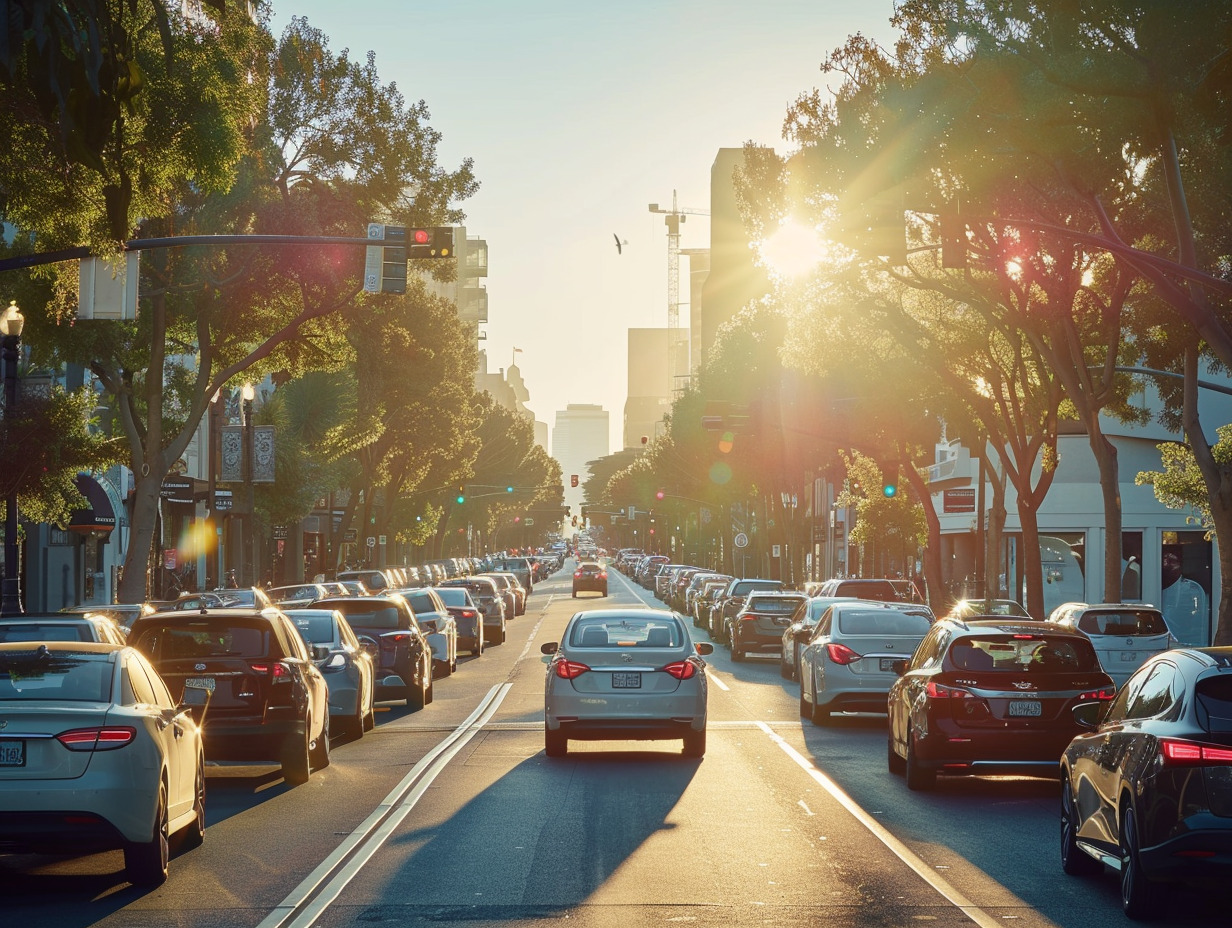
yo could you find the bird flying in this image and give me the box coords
[613,233,628,254]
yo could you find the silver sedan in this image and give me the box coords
[540,608,712,758]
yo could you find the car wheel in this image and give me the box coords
[682,728,706,758]
[905,731,935,791]
[1061,780,1102,877]
[407,665,428,710]
[780,648,794,679]
[799,684,810,717]
[281,728,312,785]
[473,635,484,657]
[1120,806,1162,919]
[425,671,434,705]
[181,758,206,850]
[887,732,906,774]
[495,622,506,644]
[730,632,745,662]
[363,686,376,731]
[572,591,577,598]
[545,728,568,757]
[435,657,453,678]
[125,780,170,886]
[309,725,330,771]
[810,698,832,725]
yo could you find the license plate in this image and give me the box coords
[611,672,642,689]
[879,658,898,672]
[185,676,216,693]
[1009,700,1042,717]
[1120,651,1137,662]
[0,740,25,766]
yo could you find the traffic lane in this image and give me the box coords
[0,590,555,928]
[311,725,980,928]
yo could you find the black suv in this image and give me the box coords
[728,591,809,661]
[313,596,433,709]
[128,609,331,785]
[709,578,784,643]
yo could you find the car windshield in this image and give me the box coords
[1076,610,1169,636]
[947,635,1100,672]
[132,623,269,659]
[569,616,682,648]
[837,610,933,636]
[288,613,337,644]
[0,650,113,701]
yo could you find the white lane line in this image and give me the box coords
[706,668,730,691]
[257,683,514,928]
[756,721,1003,928]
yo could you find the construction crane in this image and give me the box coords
[649,191,709,392]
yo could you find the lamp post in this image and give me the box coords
[241,383,256,588]
[1,300,26,616]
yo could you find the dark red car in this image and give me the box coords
[887,618,1114,790]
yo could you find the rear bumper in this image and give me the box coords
[1139,825,1232,883]
[203,716,308,762]
[0,780,158,848]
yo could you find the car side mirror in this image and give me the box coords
[179,682,212,724]
[311,644,330,662]
[694,642,714,655]
[1072,701,1104,729]
[891,659,908,676]
[540,642,558,655]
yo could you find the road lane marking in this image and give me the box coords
[756,720,1004,928]
[706,668,730,691]
[257,683,514,928]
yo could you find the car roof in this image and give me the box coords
[944,618,1089,638]
[569,607,677,621]
[0,640,123,655]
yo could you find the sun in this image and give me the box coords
[757,218,830,280]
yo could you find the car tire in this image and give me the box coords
[309,725,330,771]
[281,728,312,785]
[425,671,434,705]
[1061,781,1102,877]
[810,699,832,725]
[473,635,484,657]
[682,728,706,758]
[181,754,205,852]
[905,731,935,791]
[545,728,568,757]
[730,633,745,662]
[406,671,428,711]
[363,686,376,731]
[799,687,811,717]
[887,732,906,774]
[435,657,453,678]
[125,781,170,886]
[1120,806,1162,919]
[780,649,794,679]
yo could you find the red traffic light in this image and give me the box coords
[655,490,665,500]
[413,229,430,245]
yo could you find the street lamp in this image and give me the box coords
[241,382,256,588]
[1,300,26,616]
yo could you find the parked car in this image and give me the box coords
[336,569,392,593]
[401,588,459,676]
[0,642,209,885]
[440,577,506,644]
[1046,602,1176,686]
[128,609,331,785]
[491,557,534,595]
[709,578,785,643]
[540,608,714,757]
[815,577,913,603]
[310,596,433,709]
[483,571,526,616]
[433,586,485,656]
[1,613,128,645]
[284,608,376,738]
[798,601,934,723]
[887,618,1115,790]
[266,583,329,607]
[727,591,809,661]
[1059,647,1232,919]
[159,588,274,612]
[779,596,859,679]
[692,576,732,628]
[572,561,608,597]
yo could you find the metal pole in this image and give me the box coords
[243,393,255,587]
[1,331,23,615]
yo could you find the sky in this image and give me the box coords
[268,0,898,454]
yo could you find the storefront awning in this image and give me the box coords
[69,474,116,534]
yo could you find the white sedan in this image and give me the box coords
[0,641,209,885]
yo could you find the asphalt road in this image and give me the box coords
[1,560,1222,927]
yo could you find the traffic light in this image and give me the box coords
[364,223,408,294]
[570,474,579,488]
[883,483,897,498]
[455,485,466,504]
[506,485,514,493]
[407,226,454,259]
[655,490,665,501]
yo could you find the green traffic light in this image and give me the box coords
[456,494,466,504]
[506,485,514,493]
[883,484,897,498]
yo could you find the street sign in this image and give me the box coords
[733,532,749,548]
[524,518,535,526]
[366,536,376,548]
[378,534,387,545]
[772,544,781,558]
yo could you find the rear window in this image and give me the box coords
[837,610,933,636]
[332,606,402,630]
[0,650,112,701]
[407,593,439,614]
[0,623,91,642]
[1076,610,1169,637]
[1195,675,1232,733]
[132,623,270,660]
[435,588,472,607]
[946,635,1100,673]
[569,617,682,648]
[289,613,336,644]
[733,580,783,596]
[831,580,899,602]
[748,596,804,613]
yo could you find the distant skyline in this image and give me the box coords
[269,1,897,451]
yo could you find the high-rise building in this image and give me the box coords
[623,328,673,450]
[553,404,609,512]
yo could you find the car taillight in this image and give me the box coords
[574,570,583,577]
[1077,688,1116,701]
[56,727,136,751]
[599,571,607,579]
[461,609,478,619]
[553,659,590,679]
[825,643,861,665]
[663,659,697,680]
[1161,739,1232,765]
[250,661,294,682]
[926,681,974,699]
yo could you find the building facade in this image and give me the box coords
[553,404,609,513]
